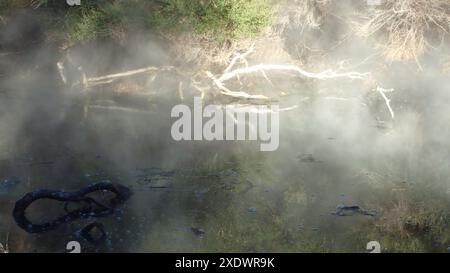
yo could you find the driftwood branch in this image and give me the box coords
[208,64,371,101]
[218,64,371,82]
[88,67,166,82]
[87,66,174,86]
[203,43,373,101]
[376,86,395,119]
[223,43,255,73]
[56,43,395,120]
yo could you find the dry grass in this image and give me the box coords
[355,0,450,67]
[372,186,450,248]
[378,192,430,238]
[0,234,8,253]
[164,31,256,71]
[292,0,330,29]
[0,244,7,253]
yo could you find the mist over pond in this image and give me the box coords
[0,1,449,253]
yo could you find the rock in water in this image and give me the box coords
[191,227,206,237]
[332,204,376,217]
[247,207,257,213]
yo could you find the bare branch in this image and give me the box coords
[376,87,395,119]
[218,64,371,82]
[87,66,173,85]
[206,71,271,101]
[223,43,255,73]
[88,105,155,115]
[219,90,270,100]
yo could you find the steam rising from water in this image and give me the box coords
[1,3,449,252]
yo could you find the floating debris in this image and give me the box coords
[134,167,175,191]
[0,177,20,193]
[247,207,257,213]
[331,204,376,217]
[191,227,206,237]
[374,118,394,131]
[135,167,175,178]
[298,154,322,163]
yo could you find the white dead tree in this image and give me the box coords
[204,44,395,118]
[376,87,395,119]
[57,43,395,119]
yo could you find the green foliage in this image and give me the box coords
[1,0,273,43]
[64,1,122,42]
[150,0,273,39]
[65,0,272,43]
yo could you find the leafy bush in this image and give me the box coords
[64,1,122,42]
[1,0,273,43]
[151,0,272,39]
